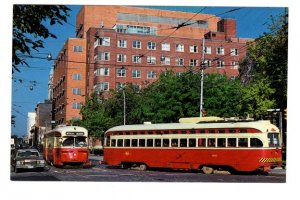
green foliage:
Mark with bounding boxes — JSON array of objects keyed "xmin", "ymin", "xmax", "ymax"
[
  {"xmin": 13, "ymin": 5, "xmax": 70, "ymax": 73},
  {"xmin": 239, "ymin": 13, "xmax": 288, "ymax": 110}
]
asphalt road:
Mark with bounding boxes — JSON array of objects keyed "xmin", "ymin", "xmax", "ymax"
[{"xmin": 10, "ymin": 160, "xmax": 286, "ymax": 183}]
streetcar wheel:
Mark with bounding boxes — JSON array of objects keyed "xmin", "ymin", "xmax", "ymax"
[
  {"xmin": 139, "ymin": 164, "xmax": 147, "ymax": 171},
  {"xmin": 202, "ymin": 166, "xmax": 214, "ymax": 174}
]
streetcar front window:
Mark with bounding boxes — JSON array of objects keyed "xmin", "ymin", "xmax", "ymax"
[
  {"xmin": 62, "ymin": 136, "xmax": 87, "ymax": 147},
  {"xmin": 268, "ymin": 133, "xmax": 280, "ymax": 147}
]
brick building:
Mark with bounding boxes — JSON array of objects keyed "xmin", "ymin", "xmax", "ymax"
[{"xmin": 51, "ymin": 6, "xmax": 251, "ymax": 125}]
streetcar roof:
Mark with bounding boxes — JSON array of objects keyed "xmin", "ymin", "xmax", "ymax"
[
  {"xmin": 105, "ymin": 120, "xmax": 279, "ymax": 134},
  {"xmin": 45, "ymin": 126, "xmax": 88, "ymax": 135}
]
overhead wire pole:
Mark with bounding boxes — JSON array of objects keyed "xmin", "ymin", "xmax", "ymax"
[{"xmin": 200, "ymin": 38, "xmax": 205, "ymax": 118}]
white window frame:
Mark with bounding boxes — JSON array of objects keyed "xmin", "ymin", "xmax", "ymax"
[
  {"xmin": 216, "ymin": 47, "xmax": 225, "ymax": 55},
  {"xmin": 95, "ymin": 67, "xmax": 109, "ymax": 76},
  {"xmin": 117, "ymin": 39, "xmax": 127, "ymax": 48},
  {"xmin": 147, "ymin": 71, "xmax": 156, "ymax": 79},
  {"xmin": 95, "ymin": 82, "xmax": 109, "ymax": 91},
  {"xmin": 175, "ymin": 58, "xmax": 184, "ymax": 66},
  {"xmin": 147, "ymin": 56, "xmax": 156, "ymax": 64},
  {"xmin": 204, "ymin": 46, "xmax": 212, "ymax": 54},
  {"xmin": 204, "ymin": 59, "xmax": 212, "ymax": 67},
  {"xmin": 189, "ymin": 59, "xmax": 198, "ymax": 66},
  {"xmin": 216, "ymin": 60, "xmax": 225, "ymax": 68},
  {"xmin": 161, "ymin": 57, "xmax": 170, "ymax": 65},
  {"xmin": 117, "ymin": 68, "xmax": 126, "ymax": 77},
  {"xmin": 98, "ymin": 52, "xmax": 110, "ymax": 61},
  {"xmin": 72, "ymin": 73, "xmax": 82, "ymax": 80},
  {"xmin": 230, "ymin": 48, "xmax": 238, "ymax": 56},
  {"xmin": 94, "ymin": 37, "xmax": 110, "ymax": 48},
  {"xmin": 72, "ymin": 88, "xmax": 82, "ymax": 95},
  {"xmin": 133, "ymin": 40, "xmax": 141, "ymax": 49},
  {"xmin": 73, "ymin": 46, "xmax": 82, "ymax": 52},
  {"xmin": 117, "ymin": 54, "xmax": 127, "ymax": 62},
  {"xmin": 161, "ymin": 43, "xmax": 170, "ymax": 51},
  {"xmin": 132, "ymin": 69, "xmax": 141, "ymax": 78},
  {"xmin": 132, "ymin": 55, "xmax": 142, "ymax": 63},
  {"xmin": 189, "ymin": 45, "xmax": 198, "ymax": 53},
  {"xmin": 72, "ymin": 102, "xmax": 81, "ymax": 109},
  {"xmin": 175, "ymin": 44, "xmax": 184, "ymax": 52},
  {"xmin": 147, "ymin": 41, "xmax": 156, "ymax": 50},
  {"xmin": 231, "ymin": 61, "xmax": 239, "ymax": 69}
]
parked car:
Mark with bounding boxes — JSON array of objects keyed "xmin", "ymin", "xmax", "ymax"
[{"xmin": 11, "ymin": 149, "xmax": 46, "ymax": 173}]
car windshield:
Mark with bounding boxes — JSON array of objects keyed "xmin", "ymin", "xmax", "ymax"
[{"xmin": 17, "ymin": 151, "xmax": 39, "ymax": 157}]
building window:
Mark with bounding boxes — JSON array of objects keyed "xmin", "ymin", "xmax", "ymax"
[
  {"xmin": 216, "ymin": 47, "xmax": 225, "ymax": 55},
  {"xmin": 175, "ymin": 44, "xmax": 184, "ymax": 52},
  {"xmin": 72, "ymin": 73, "xmax": 82, "ymax": 80},
  {"xmin": 97, "ymin": 52, "xmax": 110, "ymax": 61},
  {"xmin": 176, "ymin": 72, "xmax": 183, "ymax": 76},
  {"xmin": 147, "ymin": 56, "xmax": 156, "ymax": 64},
  {"xmin": 132, "ymin": 55, "xmax": 141, "ymax": 63},
  {"xmin": 231, "ymin": 61, "xmax": 239, "ymax": 69},
  {"xmin": 95, "ymin": 82, "xmax": 109, "ymax": 91},
  {"xmin": 117, "ymin": 54, "xmax": 127, "ymax": 62},
  {"xmin": 72, "ymin": 88, "xmax": 82, "ymax": 95},
  {"xmin": 216, "ymin": 60, "xmax": 225, "ymax": 68},
  {"xmin": 204, "ymin": 59, "xmax": 212, "ymax": 67},
  {"xmin": 117, "ymin": 39, "xmax": 127, "ymax": 48},
  {"xmin": 73, "ymin": 46, "xmax": 82, "ymax": 52},
  {"xmin": 189, "ymin": 45, "xmax": 198, "ymax": 53},
  {"xmin": 132, "ymin": 69, "xmax": 141, "ymax": 78},
  {"xmin": 147, "ymin": 71, "xmax": 156, "ymax": 79},
  {"xmin": 116, "ymin": 82, "xmax": 126, "ymax": 90},
  {"xmin": 189, "ymin": 59, "xmax": 198, "ymax": 66},
  {"xmin": 161, "ymin": 43, "xmax": 170, "ymax": 51},
  {"xmin": 231, "ymin": 48, "xmax": 238, "ymax": 56},
  {"xmin": 132, "ymin": 84, "xmax": 141, "ymax": 91},
  {"xmin": 117, "ymin": 68, "xmax": 126, "ymax": 77},
  {"xmin": 161, "ymin": 56, "xmax": 170, "ymax": 65},
  {"xmin": 147, "ymin": 41, "xmax": 156, "ymax": 50},
  {"xmin": 94, "ymin": 37, "xmax": 110, "ymax": 47},
  {"xmin": 204, "ymin": 46, "xmax": 212, "ymax": 54},
  {"xmin": 175, "ymin": 58, "xmax": 184, "ymax": 66},
  {"xmin": 72, "ymin": 102, "xmax": 81, "ymax": 109},
  {"xmin": 95, "ymin": 67, "xmax": 109, "ymax": 76},
  {"xmin": 133, "ymin": 40, "xmax": 141, "ymax": 49}
]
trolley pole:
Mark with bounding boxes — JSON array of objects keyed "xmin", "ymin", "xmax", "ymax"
[{"xmin": 200, "ymin": 38, "xmax": 205, "ymax": 118}]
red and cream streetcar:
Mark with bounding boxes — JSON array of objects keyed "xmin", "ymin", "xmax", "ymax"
[
  {"xmin": 43, "ymin": 126, "xmax": 91, "ymax": 167},
  {"xmin": 103, "ymin": 117, "xmax": 282, "ymax": 174}
]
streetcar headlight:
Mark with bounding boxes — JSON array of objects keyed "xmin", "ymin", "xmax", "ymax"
[{"xmin": 16, "ymin": 161, "xmax": 21, "ymax": 165}]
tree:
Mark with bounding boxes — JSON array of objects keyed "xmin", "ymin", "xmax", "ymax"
[
  {"xmin": 239, "ymin": 13, "xmax": 288, "ymax": 110},
  {"xmin": 13, "ymin": 5, "xmax": 70, "ymax": 73}
]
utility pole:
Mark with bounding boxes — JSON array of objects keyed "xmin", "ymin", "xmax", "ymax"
[
  {"xmin": 200, "ymin": 38, "xmax": 205, "ymax": 117},
  {"xmin": 123, "ymin": 88, "xmax": 126, "ymax": 125}
]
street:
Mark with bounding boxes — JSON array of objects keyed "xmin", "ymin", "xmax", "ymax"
[{"xmin": 10, "ymin": 156, "xmax": 286, "ymax": 182}]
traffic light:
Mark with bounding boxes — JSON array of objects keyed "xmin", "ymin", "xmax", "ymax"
[{"xmin": 284, "ymin": 108, "xmax": 287, "ymax": 120}]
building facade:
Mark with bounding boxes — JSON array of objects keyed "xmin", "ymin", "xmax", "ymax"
[{"xmin": 52, "ymin": 6, "xmax": 251, "ymax": 125}]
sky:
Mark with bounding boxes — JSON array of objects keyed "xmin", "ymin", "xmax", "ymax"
[{"xmin": 9, "ymin": 5, "xmax": 286, "ymax": 137}]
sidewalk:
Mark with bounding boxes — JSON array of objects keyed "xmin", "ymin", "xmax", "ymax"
[{"xmin": 88, "ymin": 154, "xmax": 103, "ymax": 165}]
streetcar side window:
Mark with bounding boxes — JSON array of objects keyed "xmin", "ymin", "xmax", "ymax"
[
  {"xmin": 139, "ymin": 139, "xmax": 146, "ymax": 147},
  {"xmin": 111, "ymin": 139, "xmax": 116, "ymax": 147},
  {"xmin": 117, "ymin": 139, "xmax": 123, "ymax": 147},
  {"xmin": 207, "ymin": 138, "xmax": 216, "ymax": 147},
  {"xmin": 124, "ymin": 139, "xmax": 130, "ymax": 147},
  {"xmin": 227, "ymin": 138, "xmax": 237, "ymax": 147},
  {"xmin": 250, "ymin": 138, "xmax": 263, "ymax": 147},
  {"xmin": 217, "ymin": 138, "xmax": 226, "ymax": 147},
  {"xmin": 163, "ymin": 139, "xmax": 169, "ymax": 147},
  {"xmin": 180, "ymin": 139, "xmax": 187, "ymax": 147},
  {"xmin": 155, "ymin": 139, "xmax": 161, "ymax": 147},
  {"xmin": 132, "ymin": 139, "xmax": 138, "ymax": 147},
  {"xmin": 171, "ymin": 139, "xmax": 178, "ymax": 147},
  {"xmin": 147, "ymin": 139, "xmax": 153, "ymax": 147},
  {"xmin": 198, "ymin": 138, "xmax": 206, "ymax": 147},
  {"xmin": 189, "ymin": 138, "xmax": 196, "ymax": 147},
  {"xmin": 238, "ymin": 138, "xmax": 248, "ymax": 147},
  {"xmin": 268, "ymin": 133, "xmax": 280, "ymax": 147}
]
